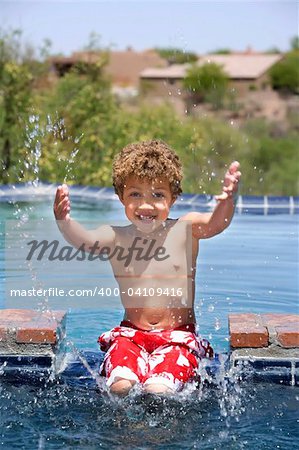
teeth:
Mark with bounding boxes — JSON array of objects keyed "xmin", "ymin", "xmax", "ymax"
[{"xmin": 138, "ymin": 215, "xmax": 155, "ymax": 221}]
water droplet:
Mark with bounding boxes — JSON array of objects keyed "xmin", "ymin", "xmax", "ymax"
[{"xmin": 214, "ymin": 318, "xmax": 221, "ymax": 331}]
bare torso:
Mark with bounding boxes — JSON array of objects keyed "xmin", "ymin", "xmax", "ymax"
[{"xmin": 108, "ymin": 219, "xmax": 199, "ymax": 330}]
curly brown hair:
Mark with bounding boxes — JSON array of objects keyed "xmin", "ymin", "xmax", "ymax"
[{"xmin": 112, "ymin": 140, "xmax": 183, "ymax": 199}]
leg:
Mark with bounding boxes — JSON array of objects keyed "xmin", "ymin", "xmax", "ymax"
[
  {"xmin": 143, "ymin": 383, "xmax": 173, "ymax": 394},
  {"xmin": 144, "ymin": 344, "xmax": 199, "ymax": 394},
  {"xmin": 101, "ymin": 336, "xmax": 147, "ymax": 396},
  {"xmin": 110, "ymin": 378, "xmax": 136, "ymax": 397}
]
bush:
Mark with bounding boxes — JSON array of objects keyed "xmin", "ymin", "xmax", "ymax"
[
  {"xmin": 269, "ymin": 52, "xmax": 299, "ymax": 94},
  {"xmin": 0, "ymin": 30, "xmax": 34, "ymax": 183},
  {"xmin": 155, "ymin": 48, "xmax": 198, "ymax": 65},
  {"xmin": 183, "ymin": 62, "xmax": 229, "ymax": 110}
]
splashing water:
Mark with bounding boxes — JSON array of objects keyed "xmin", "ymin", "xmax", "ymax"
[
  {"xmin": 2, "ymin": 112, "xmax": 95, "ymax": 383},
  {"xmin": 24, "ymin": 114, "xmax": 42, "ymax": 187}
]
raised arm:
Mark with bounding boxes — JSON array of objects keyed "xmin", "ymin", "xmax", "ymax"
[
  {"xmin": 54, "ymin": 184, "xmax": 115, "ymax": 250},
  {"xmin": 181, "ymin": 161, "xmax": 241, "ymax": 239}
]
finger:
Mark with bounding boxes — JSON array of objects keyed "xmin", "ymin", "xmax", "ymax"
[
  {"xmin": 54, "ymin": 185, "xmax": 63, "ymax": 203},
  {"xmin": 62, "ymin": 183, "xmax": 69, "ymax": 195},
  {"xmin": 215, "ymin": 192, "xmax": 228, "ymax": 201},
  {"xmin": 228, "ymin": 173, "xmax": 241, "ymax": 185},
  {"xmin": 223, "ymin": 174, "xmax": 236, "ymax": 187},
  {"xmin": 234, "ymin": 171, "xmax": 241, "ymax": 181},
  {"xmin": 58, "ymin": 197, "xmax": 69, "ymax": 209},
  {"xmin": 229, "ymin": 161, "xmax": 240, "ymax": 174},
  {"xmin": 57, "ymin": 189, "xmax": 70, "ymax": 205},
  {"xmin": 223, "ymin": 186, "xmax": 233, "ymax": 196},
  {"xmin": 55, "ymin": 198, "xmax": 69, "ymax": 217}
]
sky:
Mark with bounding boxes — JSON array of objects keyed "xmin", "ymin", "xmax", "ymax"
[{"xmin": 1, "ymin": 1, "xmax": 298, "ymax": 56}]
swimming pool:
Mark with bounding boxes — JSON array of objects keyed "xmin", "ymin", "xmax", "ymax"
[{"xmin": 0, "ymin": 192, "xmax": 298, "ymax": 449}]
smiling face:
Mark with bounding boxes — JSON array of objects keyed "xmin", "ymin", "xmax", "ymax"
[{"xmin": 120, "ymin": 175, "xmax": 176, "ymax": 232}]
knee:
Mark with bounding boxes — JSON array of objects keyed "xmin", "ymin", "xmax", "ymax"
[
  {"xmin": 109, "ymin": 378, "xmax": 135, "ymax": 397},
  {"xmin": 144, "ymin": 383, "xmax": 174, "ymax": 395}
]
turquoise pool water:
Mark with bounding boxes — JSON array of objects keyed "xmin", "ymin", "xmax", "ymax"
[{"xmin": 0, "ymin": 197, "xmax": 298, "ymax": 449}]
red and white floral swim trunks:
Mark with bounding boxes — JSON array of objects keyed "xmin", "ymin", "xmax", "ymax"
[{"xmin": 98, "ymin": 321, "xmax": 213, "ymax": 392}]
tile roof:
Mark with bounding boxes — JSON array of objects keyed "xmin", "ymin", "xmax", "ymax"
[
  {"xmin": 199, "ymin": 54, "xmax": 283, "ymax": 79},
  {"xmin": 50, "ymin": 49, "xmax": 167, "ymax": 86},
  {"xmin": 140, "ymin": 54, "xmax": 283, "ymax": 80},
  {"xmin": 141, "ymin": 64, "xmax": 188, "ymax": 79}
]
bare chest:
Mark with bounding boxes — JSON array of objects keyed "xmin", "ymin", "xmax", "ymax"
[{"xmin": 110, "ymin": 221, "xmax": 191, "ymax": 279}]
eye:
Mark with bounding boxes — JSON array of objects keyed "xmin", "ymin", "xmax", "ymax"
[
  {"xmin": 130, "ymin": 192, "xmax": 141, "ymax": 197},
  {"xmin": 152, "ymin": 192, "xmax": 165, "ymax": 198}
]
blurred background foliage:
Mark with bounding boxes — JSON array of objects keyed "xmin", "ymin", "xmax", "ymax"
[
  {"xmin": 0, "ymin": 29, "xmax": 298, "ymax": 196},
  {"xmin": 155, "ymin": 47, "xmax": 198, "ymax": 65}
]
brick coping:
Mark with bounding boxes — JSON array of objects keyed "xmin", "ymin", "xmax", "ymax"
[
  {"xmin": 0, "ymin": 309, "xmax": 66, "ymax": 348},
  {"xmin": 229, "ymin": 313, "xmax": 299, "ymax": 349}
]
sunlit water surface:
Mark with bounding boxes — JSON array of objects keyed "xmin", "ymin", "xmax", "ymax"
[{"xmin": 0, "ymin": 199, "xmax": 298, "ymax": 449}]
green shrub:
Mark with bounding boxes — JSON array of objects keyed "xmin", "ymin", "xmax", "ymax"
[
  {"xmin": 269, "ymin": 52, "xmax": 299, "ymax": 94},
  {"xmin": 155, "ymin": 48, "xmax": 198, "ymax": 64},
  {"xmin": 183, "ymin": 62, "xmax": 229, "ymax": 109}
]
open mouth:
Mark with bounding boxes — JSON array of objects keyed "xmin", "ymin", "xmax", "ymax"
[{"xmin": 136, "ymin": 214, "xmax": 157, "ymax": 223}]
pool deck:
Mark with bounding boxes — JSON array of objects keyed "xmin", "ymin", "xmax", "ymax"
[
  {"xmin": 0, "ymin": 309, "xmax": 298, "ymax": 385},
  {"xmin": 0, "ymin": 309, "xmax": 66, "ymax": 378},
  {"xmin": 229, "ymin": 313, "xmax": 299, "ymax": 385}
]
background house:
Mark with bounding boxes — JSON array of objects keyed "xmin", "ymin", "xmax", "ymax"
[
  {"xmin": 140, "ymin": 52, "xmax": 283, "ymax": 98},
  {"xmin": 50, "ymin": 48, "xmax": 167, "ymax": 88},
  {"xmin": 49, "ymin": 49, "xmax": 289, "ymax": 119}
]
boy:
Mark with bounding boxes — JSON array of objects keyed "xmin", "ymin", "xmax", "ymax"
[{"xmin": 54, "ymin": 140, "xmax": 241, "ymax": 396}]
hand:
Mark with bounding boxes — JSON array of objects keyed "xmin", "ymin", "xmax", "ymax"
[
  {"xmin": 215, "ymin": 161, "xmax": 241, "ymax": 201},
  {"xmin": 54, "ymin": 184, "xmax": 71, "ymax": 220}
]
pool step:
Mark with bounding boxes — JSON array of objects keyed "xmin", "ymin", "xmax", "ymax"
[
  {"xmin": 0, "ymin": 309, "xmax": 66, "ymax": 378},
  {"xmin": 229, "ymin": 313, "xmax": 299, "ymax": 385}
]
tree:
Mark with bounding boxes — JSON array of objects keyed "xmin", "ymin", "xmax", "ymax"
[
  {"xmin": 183, "ymin": 62, "xmax": 229, "ymax": 109},
  {"xmin": 0, "ymin": 29, "xmax": 33, "ymax": 182},
  {"xmin": 38, "ymin": 55, "xmax": 118, "ymax": 184},
  {"xmin": 210, "ymin": 48, "xmax": 231, "ymax": 54},
  {"xmin": 269, "ymin": 52, "xmax": 299, "ymax": 94},
  {"xmin": 155, "ymin": 47, "xmax": 198, "ymax": 65},
  {"xmin": 290, "ymin": 36, "xmax": 299, "ymax": 51},
  {"xmin": 84, "ymin": 31, "xmax": 103, "ymax": 52}
]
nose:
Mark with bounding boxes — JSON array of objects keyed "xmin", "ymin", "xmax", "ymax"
[
  {"xmin": 136, "ymin": 193, "xmax": 155, "ymax": 209},
  {"xmin": 138, "ymin": 200, "xmax": 154, "ymax": 210}
]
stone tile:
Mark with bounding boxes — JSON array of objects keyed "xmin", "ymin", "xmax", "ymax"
[
  {"xmin": 0, "ymin": 327, "xmax": 8, "ymax": 341},
  {"xmin": 276, "ymin": 325, "xmax": 299, "ymax": 348}
]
